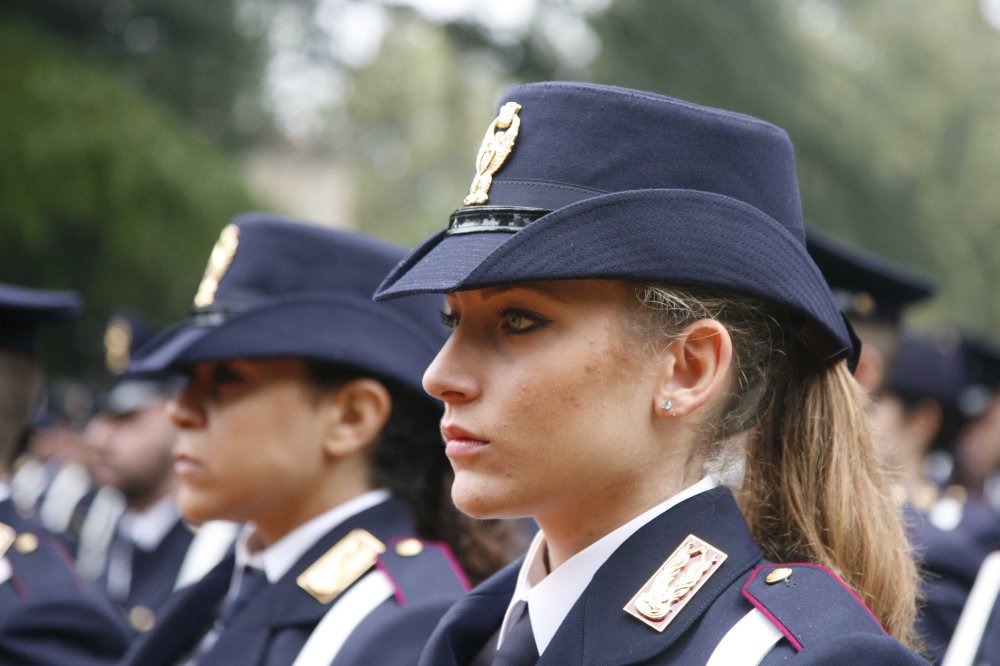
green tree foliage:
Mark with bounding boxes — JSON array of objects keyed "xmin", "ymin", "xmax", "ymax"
[
  {"xmin": 5, "ymin": 0, "xmax": 268, "ymax": 147},
  {"xmin": 341, "ymin": 10, "xmax": 513, "ymax": 245},
  {"xmin": 0, "ymin": 14, "xmax": 257, "ymax": 375},
  {"xmin": 586, "ymin": 0, "xmax": 1000, "ymax": 331},
  {"xmin": 443, "ymin": 0, "xmax": 1000, "ymax": 333}
]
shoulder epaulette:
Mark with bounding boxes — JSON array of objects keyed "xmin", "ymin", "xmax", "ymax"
[
  {"xmin": 375, "ymin": 537, "xmax": 471, "ymax": 606},
  {"xmin": 742, "ymin": 563, "xmax": 885, "ymax": 651}
]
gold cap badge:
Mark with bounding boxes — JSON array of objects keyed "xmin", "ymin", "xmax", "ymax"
[
  {"xmin": 297, "ymin": 529, "xmax": 386, "ymax": 604},
  {"xmin": 463, "ymin": 101, "xmax": 522, "ymax": 206},
  {"xmin": 104, "ymin": 316, "xmax": 133, "ymax": 375},
  {"xmin": 624, "ymin": 534, "xmax": 727, "ymax": 632},
  {"xmin": 193, "ymin": 224, "xmax": 240, "ymax": 308}
]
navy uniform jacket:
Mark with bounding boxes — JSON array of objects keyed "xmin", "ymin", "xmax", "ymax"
[
  {"xmin": 420, "ymin": 487, "xmax": 926, "ymax": 665},
  {"xmin": 101, "ymin": 518, "xmax": 196, "ymax": 634},
  {"xmin": 906, "ymin": 503, "xmax": 986, "ymax": 662},
  {"xmin": 0, "ymin": 498, "xmax": 131, "ymax": 664},
  {"xmin": 122, "ymin": 497, "xmax": 470, "ymax": 665}
]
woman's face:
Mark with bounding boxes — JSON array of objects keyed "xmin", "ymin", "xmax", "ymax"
[
  {"xmin": 168, "ymin": 358, "xmax": 331, "ymax": 542},
  {"xmin": 423, "ymin": 280, "xmax": 672, "ymax": 534}
]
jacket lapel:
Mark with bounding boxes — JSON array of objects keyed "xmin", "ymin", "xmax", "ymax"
[
  {"xmin": 419, "ymin": 559, "xmax": 521, "ymax": 666},
  {"xmin": 203, "ymin": 498, "xmax": 417, "ymax": 662},
  {"xmin": 124, "ymin": 553, "xmax": 233, "ymax": 666},
  {"xmin": 540, "ymin": 487, "xmax": 763, "ymax": 666}
]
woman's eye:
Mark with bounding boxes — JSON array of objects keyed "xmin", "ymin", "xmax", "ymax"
[
  {"xmin": 439, "ymin": 310, "xmax": 459, "ymax": 330},
  {"xmin": 209, "ymin": 365, "xmax": 244, "ymax": 385},
  {"xmin": 501, "ymin": 309, "xmax": 546, "ymax": 334}
]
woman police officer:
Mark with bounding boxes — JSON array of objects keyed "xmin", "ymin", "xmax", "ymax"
[
  {"xmin": 121, "ymin": 214, "xmax": 517, "ymax": 665},
  {"xmin": 375, "ymin": 82, "xmax": 927, "ymax": 664}
]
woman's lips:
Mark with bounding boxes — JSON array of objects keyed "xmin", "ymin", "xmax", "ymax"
[
  {"xmin": 173, "ymin": 452, "xmax": 202, "ymax": 476},
  {"xmin": 441, "ymin": 424, "xmax": 489, "ymax": 457}
]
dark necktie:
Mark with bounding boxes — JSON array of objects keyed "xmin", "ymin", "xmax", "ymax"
[
  {"xmin": 105, "ymin": 533, "xmax": 134, "ymax": 605},
  {"xmin": 217, "ymin": 566, "xmax": 268, "ymax": 628},
  {"xmin": 493, "ymin": 601, "xmax": 539, "ymax": 665}
]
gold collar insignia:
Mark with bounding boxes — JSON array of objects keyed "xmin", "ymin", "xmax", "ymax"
[
  {"xmin": 193, "ymin": 224, "xmax": 240, "ymax": 308},
  {"xmin": 296, "ymin": 528, "xmax": 386, "ymax": 604},
  {"xmin": 624, "ymin": 533, "xmax": 727, "ymax": 632},
  {"xmin": 463, "ymin": 101, "xmax": 522, "ymax": 206}
]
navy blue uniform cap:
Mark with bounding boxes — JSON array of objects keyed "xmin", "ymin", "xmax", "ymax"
[
  {"xmin": 129, "ymin": 213, "xmax": 448, "ymax": 398},
  {"xmin": 889, "ymin": 333, "xmax": 965, "ymax": 408},
  {"xmin": 956, "ymin": 335, "xmax": 1000, "ymax": 418},
  {"xmin": 101, "ymin": 311, "xmax": 184, "ymax": 415},
  {"xmin": 375, "ymin": 81, "xmax": 855, "ymax": 364},
  {"xmin": 0, "ymin": 282, "xmax": 81, "ymax": 354},
  {"xmin": 807, "ymin": 231, "xmax": 935, "ymax": 325}
]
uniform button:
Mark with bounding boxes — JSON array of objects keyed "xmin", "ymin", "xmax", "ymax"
[
  {"xmin": 129, "ymin": 605, "xmax": 156, "ymax": 633},
  {"xmin": 395, "ymin": 538, "xmax": 423, "ymax": 557},
  {"xmin": 14, "ymin": 533, "xmax": 38, "ymax": 554},
  {"xmin": 765, "ymin": 567, "xmax": 793, "ymax": 584}
]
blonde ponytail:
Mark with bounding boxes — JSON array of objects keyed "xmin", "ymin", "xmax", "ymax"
[
  {"xmin": 740, "ymin": 359, "xmax": 919, "ymax": 647},
  {"xmin": 629, "ymin": 284, "xmax": 919, "ymax": 648}
]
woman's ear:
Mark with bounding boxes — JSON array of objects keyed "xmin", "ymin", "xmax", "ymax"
[
  {"xmin": 653, "ymin": 319, "xmax": 733, "ymax": 418},
  {"xmin": 320, "ymin": 378, "xmax": 392, "ymax": 458}
]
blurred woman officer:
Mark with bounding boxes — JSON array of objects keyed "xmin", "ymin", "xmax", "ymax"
[
  {"xmin": 121, "ymin": 214, "xmax": 516, "ymax": 665},
  {"xmin": 375, "ymin": 82, "xmax": 926, "ymax": 664}
]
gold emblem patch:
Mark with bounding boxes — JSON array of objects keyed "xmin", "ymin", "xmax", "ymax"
[
  {"xmin": 624, "ymin": 534, "xmax": 727, "ymax": 632},
  {"xmin": 296, "ymin": 529, "xmax": 386, "ymax": 604},
  {"xmin": 463, "ymin": 101, "xmax": 522, "ymax": 206},
  {"xmin": 104, "ymin": 316, "xmax": 133, "ymax": 375},
  {"xmin": 193, "ymin": 224, "xmax": 240, "ymax": 308}
]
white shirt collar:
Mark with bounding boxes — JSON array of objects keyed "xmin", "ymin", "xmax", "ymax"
[
  {"xmin": 500, "ymin": 475, "xmax": 718, "ymax": 655},
  {"xmin": 0, "ymin": 481, "xmax": 10, "ymax": 504},
  {"xmin": 234, "ymin": 488, "xmax": 391, "ymax": 584},
  {"xmin": 120, "ymin": 494, "xmax": 182, "ymax": 551}
]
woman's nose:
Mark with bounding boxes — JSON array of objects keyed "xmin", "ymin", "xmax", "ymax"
[
  {"xmin": 166, "ymin": 381, "xmax": 206, "ymax": 429},
  {"xmin": 423, "ymin": 336, "xmax": 479, "ymax": 405}
]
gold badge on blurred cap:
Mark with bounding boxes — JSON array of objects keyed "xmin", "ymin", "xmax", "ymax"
[
  {"xmin": 463, "ymin": 101, "xmax": 522, "ymax": 206},
  {"xmin": 297, "ymin": 529, "xmax": 386, "ymax": 604},
  {"xmin": 104, "ymin": 316, "xmax": 133, "ymax": 375},
  {"xmin": 624, "ymin": 534, "xmax": 727, "ymax": 632},
  {"xmin": 193, "ymin": 224, "xmax": 240, "ymax": 308}
]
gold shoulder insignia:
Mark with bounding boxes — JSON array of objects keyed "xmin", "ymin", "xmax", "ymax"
[
  {"xmin": 193, "ymin": 224, "xmax": 240, "ymax": 308},
  {"xmin": 0, "ymin": 523, "xmax": 16, "ymax": 559},
  {"xmin": 104, "ymin": 316, "xmax": 133, "ymax": 374},
  {"xmin": 624, "ymin": 534, "xmax": 727, "ymax": 632},
  {"xmin": 296, "ymin": 528, "xmax": 386, "ymax": 604},
  {"xmin": 463, "ymin": 101, "xmax": 522, "ymax": 206}
]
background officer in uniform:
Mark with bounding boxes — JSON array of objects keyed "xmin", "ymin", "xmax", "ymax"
[
  {"xmin": 806, "ymin": 229, "xmax": 936, "ymax": 396},
  {"xmin": 122, "ymin": 213, "xmax": 518, "ymax": 665},
  {"xmin": 0, "ymin": 281, "xmax": 131, "ymax": 664},
  {"xmin": 82, "ymin": 312, "xmax": 235, "ymax": 636},
  {"xmin": 878, "ymin": 333, "xmax": 989, "ymax": 663}
]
